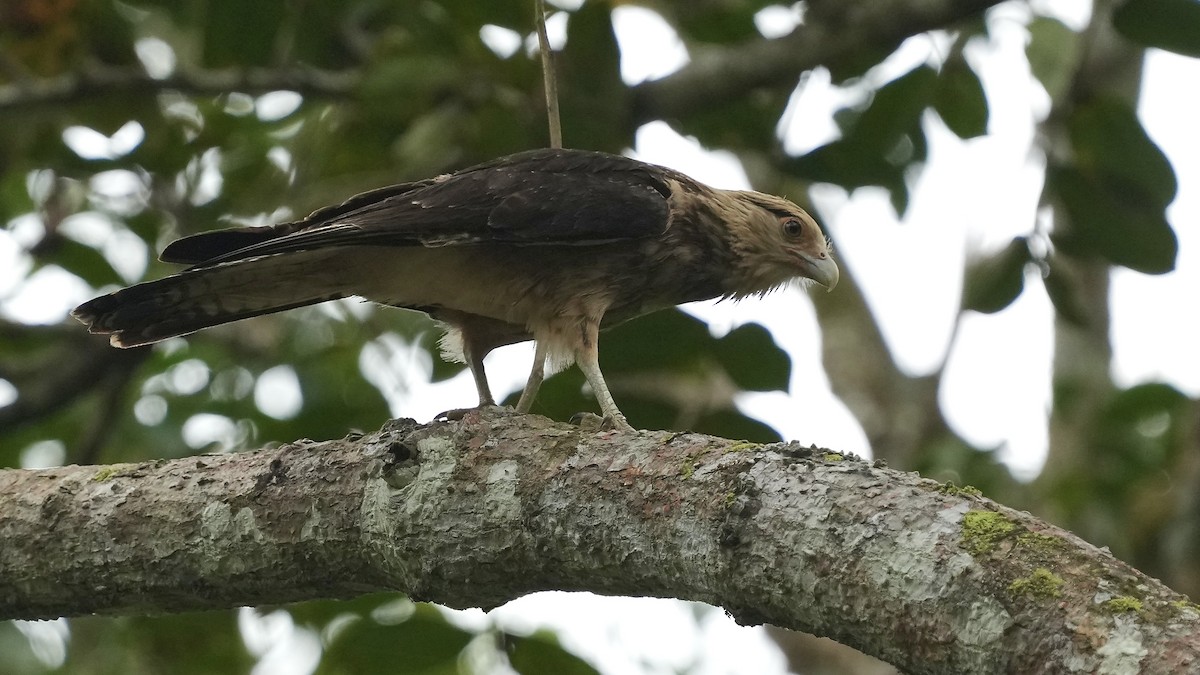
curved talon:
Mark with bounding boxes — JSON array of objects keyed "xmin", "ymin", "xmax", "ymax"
[
  {"xmin": 435, "ymin": 407, "xmax": 475, "ymax": 422},
  {"xmin": 569, "ymin": 411, "xmax": 634, "ymax": 432},
  {"xmin": 569, "ymin": 412, "xmax": 604, "ymax": 431},
  {"xmin": 603, "ymin": 414, "xmax": 634, "ymax": 433}
]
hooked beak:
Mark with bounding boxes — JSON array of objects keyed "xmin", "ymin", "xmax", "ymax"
[{"xmin": 798, "ymin": 253, "xmax": 839, "ymax": 291}]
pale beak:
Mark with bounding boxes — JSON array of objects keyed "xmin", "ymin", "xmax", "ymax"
[{"xmin": 799, "ymin": 253, "xmax": 839, "ymax": 291}]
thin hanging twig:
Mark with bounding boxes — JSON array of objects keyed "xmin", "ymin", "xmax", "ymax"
[{"xmin": 534, "ymin": 0, "xmax": 563, "ymax": 148}]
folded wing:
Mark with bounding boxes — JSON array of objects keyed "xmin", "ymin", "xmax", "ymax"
[{"xmin": 163, "ymin": 149, "xmax": 673, "ymax": 269}]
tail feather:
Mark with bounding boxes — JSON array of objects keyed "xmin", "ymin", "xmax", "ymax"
[{"xmin": 72, "ymin": 253, "xmax": 346, "ymax": 347}]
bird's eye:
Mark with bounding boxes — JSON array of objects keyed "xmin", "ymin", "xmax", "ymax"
[{"xmin": 781, "ymin": 218, "xmax": 804, "ymax": 238}]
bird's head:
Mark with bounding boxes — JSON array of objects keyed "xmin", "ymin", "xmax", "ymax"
[{"xmin": 722, "ymin": 191, "xmax": 839, "ymax": 295}]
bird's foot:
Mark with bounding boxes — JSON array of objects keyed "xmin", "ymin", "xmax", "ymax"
[
  {"xmin": 569, "ymin": 411, "xmax": 634, "ymax": 433},
  {"xmin": 568, "ymin": 411, "xmax": 603, "ymax": 431},
  {"xmin": 434, "ymin": 403, "xmax": 510, "ymax": 422},
  {"xmin": 435, "ymin": 407, "xmax": 475, "ymax": 422}
]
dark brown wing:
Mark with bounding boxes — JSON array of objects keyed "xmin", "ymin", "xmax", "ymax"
[
  {"xmin": 162, "ymin": 149, "xmax": 674, "ymax": 269},
  {"xmin": 159, "ymin": 182, "xmax": 436, "ymax": 264}
]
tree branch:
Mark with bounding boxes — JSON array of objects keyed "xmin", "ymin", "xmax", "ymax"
[
  {"xmin": 631, "ymin": 0, "xmax": 1005, "ymax": 124},
  {"xmin": 2, "ymin": 409, "xmax": 1196, "ymax": 674},
  {"xmin": 0, "ymin": 332, "xmax": 149, "ymax": 436},
  {"xmin": 1, "ymin": 0, "xmax": 1002, "ymax": 122},
  {"xmin": 0, "ymin": 63, "xmax": 358, "ymax": 111}
]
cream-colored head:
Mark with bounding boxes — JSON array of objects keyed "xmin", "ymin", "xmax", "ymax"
[{"xmin": 719, "ymin": 190, "xmax": 839, "ymax": 297}]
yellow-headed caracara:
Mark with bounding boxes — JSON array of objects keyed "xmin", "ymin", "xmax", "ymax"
[{"xmin": 73, "ymin": 149, "xmax": 838, "ymax": 429}]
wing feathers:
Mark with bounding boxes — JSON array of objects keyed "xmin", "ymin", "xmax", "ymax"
[{"xmin": 163, "ymin": 149, "xmax": 675, "ymax": 268}]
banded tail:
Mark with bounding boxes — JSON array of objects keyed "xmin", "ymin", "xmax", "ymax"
[{"xmin": 72, "ymin": 250, "xmax": 347, "ymax": 348}]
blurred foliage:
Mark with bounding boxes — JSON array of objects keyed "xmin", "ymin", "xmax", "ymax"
[
  {"xmin": 1025, "ymin": 16, "xmax": 1081, "ymax": 100},
  {"xmin": 0, "ymin": 0, "xmax": 1196, "ymax": 673},
  {"xmin": 1051, "ymin": 97, "xmax": 1178, "ymax": 274},
  {"xmin": 516, "ymin": 310, "xmax": 789, "ymax": 442},
  {"xmin": 506, "ymin": 630, "xmax": 601, "ymax": 675},
  {"xmin": 1113, "ymin": 0, "xmax": 1200, "ymax": 58},
  {"xmin": 961, "ymin": 236, "xmax": 1031, "ymax": 314}
]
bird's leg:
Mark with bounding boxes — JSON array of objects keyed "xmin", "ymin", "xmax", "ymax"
[
  {"xmin": 575, "ymin": 321, "xmax": 633, "ymax": 431},
  {"xmin": 462, "ymin": 336, "xmax": 495, "ymax": 407},
  {"xmin": 516, "ymin": 340, "xmax": 548, "ymax": 413}
]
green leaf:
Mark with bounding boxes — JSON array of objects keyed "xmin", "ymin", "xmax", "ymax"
[
  {"xmin": 1114, "ymin": 0, "xmax": 1200, "ymax": 57},
  {"xmin": 787, "ymin": 66, "xmax": 933, "ymax": 206},
  {"xmin": 1105, "ymin": 382, "xmax": 1188, "ymax": 425},
  {"xmin": 661, "ymin": 0, "xmax": 774, "ymax": 44},
  {"xmin": 319, "ymin": 605, "xmax": 473, "ymax": 674},
  {"xmin": 361, "ymin": 56, "xmax": 464, "ymax": 110},
  {"xmin": 559, "ymin": 1, "xmax": 628, "ymax": 151},
  {"xmin": 962, "ymin": 237, "xmax": 1032, "ymax": 313},
  {"xmin": 1049, "ymin": 166, "xmax": 1178, "ymax": 274},
  {"xmin": 785, "ymin": 138, "xmax": 903, "ymax": 188},
  {"xmin": 827, "ymin": 43, "xmax": 896, "ymax": 84},
  {"xmin": 441, "ymin": 1, "xmax": 529, "ymax": 31},
  {"xmin": 1069, "ymin": 98, "xmax": 1177, "ymax": 209},
  {"xmin": 79, "ymin": 0, "xmax": 138, "ymax": 66},
  {"xmin": 62, "ymin": 611, "xmax": 253, "ymax": 675},
  {"xmin": 885, "ymin": 168, "xmax": 912, "ymax": 216},
  {"xmin": 42, "ymin": 238, "xmax": 125, "ymax": 288},
  {"xmin": 392, "ymin": 107, "xmax": 475, "ymax": 177},
  {"xmin": 1026, "ymin": 18, "xmax": 1079, "ymax": 100},
  {"xmin": 1049, "ymin": 99, "xmax": 1179, "ymax": 274},
  {"xmin": 1094, "ymin": 382, "xmax": 1190, "ymax": 472},
  {"xmin": 290, "ymin": 5, "xmax": 365, "ymax": 67},
  {"xmin": 202, "ymin": 0, "xmax": 286, "ymax": 67},
  {"xmin": 850, "ymin": 65, "xmax": 937, "ymax": 154},
  {"xmin": 675, "ymin": 88, "xmax": 790, "ymax": 152},
  {"xmin": 124, "ymin": 211, "xmax": 165, "ymax": 244},
  {"xmin": 599, "ymin": 310, "xmax": 713, "ymax": 374},
  {"xmin": 0, "ymin": 622, "xmax": 42, "ymax": 673},
  {"xmin": 288, "ymin": 592, "xmax": 405, "ymax": 626},
  {"xmin": 0, "ymin": 169, "xmax": 35, "ymax": 223},
  {"xmin": 507, "ymin": 631, "xmax": 600, "ymax": 675},
  {"xmin": 715, "ymin": 323, "xmax": 790, "ymax": 392},
  {"xmin": 514, "ymin": 367, "xmax": 591, "ymax": 420},
  {"xmin": 694, "ymin": 408, "xmax": 781, "ymax": 443},
  {"xmin": 934, "ymin": 56, "xmax": 989, "ymax": 139}
]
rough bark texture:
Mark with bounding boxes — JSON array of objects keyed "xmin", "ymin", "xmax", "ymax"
[{"xmin": 2, "ymin": 408, "xmax": 1198, "ymax": 674}]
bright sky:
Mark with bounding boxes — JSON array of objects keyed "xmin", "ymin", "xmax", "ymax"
[{"xmin": 6, "ymin": 3, "xmax": 1198, "ymax": 674}]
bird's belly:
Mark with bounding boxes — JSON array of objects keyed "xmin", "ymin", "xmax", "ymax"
[
  {"xmin": 343, "ymin": 246, "xmax": 605, "ymax": 327},
  {"xmin": 338, "ymin": 241, "xmax": 728, "ymax": 335}
]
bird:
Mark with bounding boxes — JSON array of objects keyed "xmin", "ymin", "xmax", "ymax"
[{"xmin": 72, "ymin": 148, "xmax": 838, "ymax": 430}]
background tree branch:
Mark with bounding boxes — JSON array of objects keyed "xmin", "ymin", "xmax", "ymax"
[
  {"xmin": 0, "ymin": 0, "xmax": 1004, "ymax": 127},
  {"xmin": 631, "ymin": 0, "xmax": 1005, "ymax": 124},
  {"xmin": 3, "ymin": 409, "xmax": 1197, "ymax": 674},
  {"xmin": 0, "ymin": 63, "xmax": 359, "ymax": 112}
]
